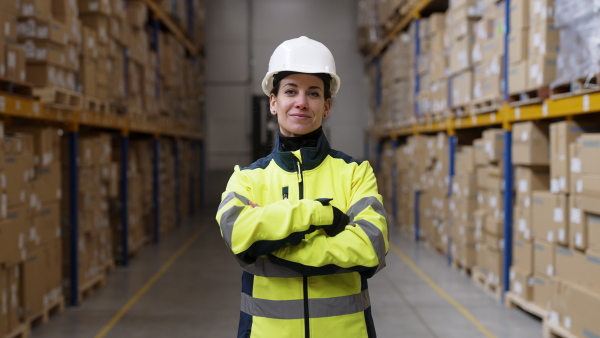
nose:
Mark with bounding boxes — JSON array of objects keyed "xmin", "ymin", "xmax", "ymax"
[{"xmin": 295, "ymin": 94, "xmax": 308, "ymax": 109}]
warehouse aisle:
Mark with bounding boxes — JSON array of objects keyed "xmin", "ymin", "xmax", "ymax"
[{"xmin": 31, "ymin": 176, "xmax": 542, "ymax": 338}]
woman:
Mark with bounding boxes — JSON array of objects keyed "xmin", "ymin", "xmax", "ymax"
[{"xmin": 216, "ymin": 36, "xmax": 388, "ymax": 338}]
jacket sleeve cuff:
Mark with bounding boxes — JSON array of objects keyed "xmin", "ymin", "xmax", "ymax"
[{"xmin": 310, "ymin": 200, "xmax": 334, "ymax": 226}]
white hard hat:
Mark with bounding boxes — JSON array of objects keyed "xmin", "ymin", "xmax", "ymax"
[{"xmin": 262, "ymin": 36, "xmax": 341, "ymax": 97}]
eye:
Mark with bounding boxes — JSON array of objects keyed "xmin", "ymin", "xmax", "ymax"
[
  {"xmin": 284, "ymin": 89, "xmax": 296, "ymax": 95},
  {"xmin": 308, "ymin": 91, "xmax": 320, "ymax": 98}
]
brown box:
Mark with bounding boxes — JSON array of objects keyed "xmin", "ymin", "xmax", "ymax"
[
  {"xmin": 5, "ymin": 44, "xmax": 26, "ymax": 82},
  {"xmin": 580, "ymin": 174, "xmax": 600, "ymax": 198},
  {"xmin": 532, "ymin": 273, "xmax": 554, "ymax": 310},
  {"xmin": 22, "ymin": 248, "xmax": 47, "ymax": 318},
  {"xmin": 515, "ymin": 166, "xmax": 549, "ymax": 198},
  {"xmin": 0, "ymin": 267, "xmax": 7, "ymax": 335},
  {"xmin": 78, "ymin": 0, "xmax": 112, "ymax": 15},
  {"xmin": 554, "ymin": 281, "xmax": 600, "ymax": 338},
  {"xmin": 81, "ymin": 26, "xmax": 98, "ymax": 59},
  {"xmin": 0, "ymin": 9, "xmax": 18, "ymax": 43},
  {"xmin": 20, "ymin": 0, "xmax": 52, "ymax": 21},
  {"xmin": 127, "ymin": 0, "xmax": 147, "ymax": 29},
  {"xmin": 508, "ymin": 29, "xmax": 528, "ymax": 64},
  {"xmin": 485, "ymin": 214, "xmax": 503, "ymax": 237},
  {"xmin": 554, "ymin": 246, "xmax": 585, "ymax": 286},
  {"xmin": 569, "ymin": 195, "xmax": 586, "ymax": 251},
  {"xmin": 80, "ymin": 57, "xmax": 96, "ymax": 96},
  {"xmin": 512, "ymin": 121, "xmax": 550, "ymax": 166},
  {"xmin": 550, "ymin": 122, "xmax": 600, "ymax": 194},
  {"xmin": 513, "ymin": 238, "xmax": 534, "ymax": 274},
  {"xmin": 483, "ymin": 129, "xmax": 504, "ymax": 164},
  {"xmin": 529, "ymin": 23, "xmax": 560, "ymax": 57},
  {"xmin": 515, "ymin": 205, "xmax": 533, "ymax": 241},
  {"xmin": 532, "ymin": 191, "xmax": 568, "ymax": 245},
  {"xmin": 586, "ymin": 214, "xmax": 600, "ymax": 254},
  {"xmin": 509, "ymin": 0, "xmax": 529, "ymax": 30},
  {"xmin": 34, "ymin": 162, "xmax": 61, "ymax": 203},
  {"xmin": 6, "ymin": 264, "xmax": 22, "ymax": 331},
  {"xmin": 534, "ymin": 239, "xmax": 555, "ymax": 277},
  {"xmin": 449, "ymin": 36, "xmax": 474, "ymax": 75},
  {"xmin": 508, "ymin": 60, "xmax": 528, "ymax": 94},
  {"xmin": 510, "ymin": 267, "xmax": 533, "ymax": 301},
  {"xmin": 527, "ymin": 54, "xmax": 557, "ymax": 90},
  {"xmin": 581, "ymin": 134, "xmax": 600, "ymax": 176},
  {"xmin": 32, "ymin": 202, "xmax": 60, "ymax": 248},
  {"xmin": 584, "ymin": 252, "xmax": 600, "ymax": 294},
  {"xmin": 0, "ymin": 205, "xmax": 30, "ymax": 265},
  {"xmin": 473, "ymin": 139, "xmax": 487, "ymax": 166},
  {"xmin": 570, "ymin": 141, "xmax": 583, "ymax": 194},
  {"xmin": 80, "ymin": 14, "xmax": 109, "ymax": 45}
]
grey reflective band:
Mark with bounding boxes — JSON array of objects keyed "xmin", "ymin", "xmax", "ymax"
[
  {"xmin": 346, "ymin": 196, "xmax": 387, "ymax": 222},
  {"xmin": 353, "ymin": 219, "xmax": 386, "ymax": 273},
  {"xmin": 244, "ymin": 257, "xmax": 303, "ymax": 278},
  {"xmin": 241, "ymin": 290, "xmax": 371, "ymax": 319},
  {"xmin": 220, "ymin": 205, "xmax": 244, "ymax": 247},
  {"xmin": 218, "ymin": 192, "xmax": 250, "ymax": 212}
]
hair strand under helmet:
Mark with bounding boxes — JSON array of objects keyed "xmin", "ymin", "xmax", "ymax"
[{"xmin": 262, "ymin": 36, "xmax": 341, "ymax": 97}]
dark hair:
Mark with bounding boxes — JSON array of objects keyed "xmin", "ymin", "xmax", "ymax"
[{"xmin": 270, "ymin": 71, "xmax": 332, "ymax": 100}]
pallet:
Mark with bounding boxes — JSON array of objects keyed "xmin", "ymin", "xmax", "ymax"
[
  {"xmin": 449, "ymin": 104, "xmax": 472, "ymax": 118},
  {"xmin": 505, "ymin": 291, "xmax": 547, "ymax": 320},
  {"xmin": 33, "ymin": 87, "xmax": 82, "ymax": 109},
  {"xmin": 471, "ymin": 97, "xmax": 503, "ymax": 115},
  {"xmin": 472, "ymin": 267, "xmax": 503, "ymax": 301},
  {"xmin": 542, "ymin": 320, "xmax": 578, "ymax": 338},
  {"xmin": 78, "ymin": 272, "xmax": 106, "ymax": 302},
  {"xmin": 109, "ymin": 101, "xmax": 128, "ymax": 115},
  {"xmin": 508, "ymin": 86, "xmax": 550, "ymax": 107},
  {"xmin": 83, "ymin": 96, "xmax": 108, "ymax": 113},
  {"xmin": 3, "ymin": 296, "xmax": 65, "ymax": 338},
  {"xmin": 0, "ymin": 76, "xmax": 34, "ymax": 97},
  {"xmin": 451, "ymin": 259, "xmax": 472, "ymax": 276},
  {"xmin": 4, "ymin": 323, "xmax": 30, "ymax": 338},
  {"xmin": 550, "ymin": 72, "xmax": 600, "ymax": 100}
]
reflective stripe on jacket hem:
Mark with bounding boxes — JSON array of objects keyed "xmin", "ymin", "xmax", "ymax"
[{"xmin": 240, "ymin": 290, "xmax": 371, "ymax": 319}]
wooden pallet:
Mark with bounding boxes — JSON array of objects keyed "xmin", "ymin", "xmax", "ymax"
[
  {"xmin": 472, "ymin": 267, "xmax": 503, "ymax": 301},
  {"xmin": 550, "ymin": 72, "xmax": 600, "ymax": 100},
  {"xmin": 4, "ymin": 323, "xmax": 30, "ymax": 338},
  {"xmin": 449, "ymin": 104, "xmax": 472, "ymax": 118},
  {"xmin": 451, "ymin": 259, "xmax": 472, "ymax": 276},
  {"xmin": 109, "ymin": 101, "xmax": 128, "ymax": 115},
  {"xmin": 542, "ymin": 320, "xmax": 578, "ymax": 338},
  {"xmin": 505, "ymin": 291, "xmax": 547, "ymax": 320},
  {"xmin": 78, "ymin": 272, "xmax": 106, "ymax": 302},
  {"xmin": 33, "ymin": 87, "xmax": 82, "ymax": 109},
  {"xmin": 83, "ymin": 96, "xmax": 108, "ymax": 113},
  {"xmin": 471, "ymin": 97, "xmax": 503, "ymax": 115},
  {"xmin": 508, "ymin": 86, "xmax": 550, "ymax": 107},
  {"xmin": 0, "ymin": 76, "xmax": 33, "ymax": 97},
  {"xmin": 27, "ymin": 295, "xmax": 66, "ymax": 330}
]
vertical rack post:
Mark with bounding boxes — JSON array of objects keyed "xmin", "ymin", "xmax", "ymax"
[
  {"xmin": 153, "ymin": 137, "xmax": 161, "ymax": 242},
  {"xmin": 120, "ymin": 133, "xmax": 129, "ymax": 266},
  {"xmin": 502, "ymin": 128, "xmax": 514, "ymax": 296},
  {"xmin": 174, "ymin": 139, "xmax": 181, "ymax": 227},
  {"xmin": 447, "ymin": 135, "xmax": 457, "ymax": 266},
  {"xmin": 414, "ymin": 18, "xmax": 420, "ymax": 119},
  {"xmin": 199, "ymin": 140, "xmax": 205, "ymax": 210},
  {"xmin": 68, "ymin": 130, "xmax": 79, "ymax": 306}
]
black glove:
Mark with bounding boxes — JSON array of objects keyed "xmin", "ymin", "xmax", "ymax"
[{"xmin": 324, "ymin": 206, "xmax": 349, "ymax": 237}]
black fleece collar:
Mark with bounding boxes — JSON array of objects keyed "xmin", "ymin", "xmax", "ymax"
[{"xmin": 272, "ymin": 128, "xmax": 331, "ymax": 172}]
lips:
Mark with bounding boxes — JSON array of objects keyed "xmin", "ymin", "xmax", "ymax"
[{"xmin": 290, "ymin": 113, "xmax": 311, "ymax": 119}]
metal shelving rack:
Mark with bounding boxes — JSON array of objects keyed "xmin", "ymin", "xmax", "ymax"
[
  {"xmin": 367, "ymin": 0, "xmax": 600, "ymax": 299},
  {"xmin": 0, "ymin": 0, "xmax": 205, "ymax": 306}
]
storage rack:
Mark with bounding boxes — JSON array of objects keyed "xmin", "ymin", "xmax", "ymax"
[
  {"xmin": 366, "ymin": 0, "xmax": 600, "ymax": 297},
  {"xmin": 1, "ymin": 1, "xmax": 204, "ymax": 307}
]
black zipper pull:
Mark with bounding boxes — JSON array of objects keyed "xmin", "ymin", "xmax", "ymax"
[{"xmin": 282, "ymin": 186, "xmax": 289, "ymax": 199}]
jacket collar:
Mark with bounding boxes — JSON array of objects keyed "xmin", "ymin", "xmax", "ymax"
[{"xmin": 272, "ymin": 131, "xmax": 331, "ymax": 172}]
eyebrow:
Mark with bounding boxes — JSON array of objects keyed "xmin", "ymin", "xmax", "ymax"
[{"xmin": 282, "ymin": 83, "xmax": 323, "ymax": 91}]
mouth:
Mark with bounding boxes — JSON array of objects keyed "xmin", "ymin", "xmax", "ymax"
[{"xmin": 290, "ymin": 113, "xmax": 311, "ymax": 120}]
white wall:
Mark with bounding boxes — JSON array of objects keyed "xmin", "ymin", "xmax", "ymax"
[{"xmin": 206, "ymin": 0, "xmax": 367, "ymax": 170}]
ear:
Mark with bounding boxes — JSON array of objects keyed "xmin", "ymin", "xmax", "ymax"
[
  {"xmin": 269, "ymin": 94, "xmax": 277, "ymax": 115},
  {"xmin": 323, "ymin": 98, "xmax": 332, "ymax": 119}
]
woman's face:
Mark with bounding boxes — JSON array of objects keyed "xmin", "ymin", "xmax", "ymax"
[{"xmin": 270, "ymin": 73, "xmax": 332, "ymax": 137}]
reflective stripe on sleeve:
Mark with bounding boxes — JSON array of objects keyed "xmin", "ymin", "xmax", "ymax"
[
  {"xmin": 346, "ymin": 196, "xmax": 387, "ymax": 221},
  {"xmin": 352, "ymin": 219, "xmax": 386, "ymax": 273},
  {"xmin": 219, "ymin": 205, "xmax": 244, "ymax": 248},
  {"xmin": 218, "ymin": 192, "xmax": 250, "ymax": 212},
  {"xmin": 241, "ymin": 290, "xmax": 371, "ymax": 319}
]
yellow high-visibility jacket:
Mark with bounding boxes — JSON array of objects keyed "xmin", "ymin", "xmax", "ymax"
[{"xmin": 216, "ymin": 132, "xmax": 389, "ymax": 338}]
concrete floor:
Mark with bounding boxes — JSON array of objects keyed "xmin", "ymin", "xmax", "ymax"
[{"xmin": 30, "ymin": 171, "xmax": 544, "ymax": 338}]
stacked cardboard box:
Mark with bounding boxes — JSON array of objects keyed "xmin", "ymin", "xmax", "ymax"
[
  {"xmin": 131, "ymin": 140, "xmax": 155, "ymax": 236},
  {"xmin": 472, "ymin": 129, "xmax": 505, "ymax": 288},
  {"xmin": 0, "ymin": 1, "xmax": 26, "ymax": 82},
  {"xmin": 60, "ymin": 133, "xmax": 114, "ymax": 301},
  {"xmin": 0, "ymin": 125, "xmax": 63, "ymax": 336},
  {"xmin": 509, "ymin": 121, "xmax": 551, "ymax": 305},
  {"xmin": 417, "ymin": 13, "xmax": 448, "ymax": 119},
  {"xmin": 377, "ymin": 141, "xmax": 395, "ymax": 222},
  {"xmin": 546, "ymin": 128, "xmax": 600, "ymax": 337},
  {"xmin": 507, "ymin": 0, "xmax": 529, "ymax": 94},
  {"xmin": 449, "ymin": 145, "xmax": 478, "ymax": 269},
  {"xmin": 159, "ymin": 139, "xmax": 177, "ymax": 234},
  {"xmin": 18, "ymin": 0, "xmax": 79, "ymax": 90},
  {"xmin": 471, "ymin": 1, "xmax": 504, "ymax": 105},
  {"xmin": 446, "ymin": 0, "xmax": 481, "ymax": 110}
]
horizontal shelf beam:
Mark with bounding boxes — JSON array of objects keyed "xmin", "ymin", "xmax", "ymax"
[{"xmin": 143, "ymin": 0, "xmax": 200, "ymax": 56}]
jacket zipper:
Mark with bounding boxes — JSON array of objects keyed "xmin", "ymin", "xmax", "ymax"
[{"xmin": 294, "ymin": 158, "xmax": 309, "ymax": 338}]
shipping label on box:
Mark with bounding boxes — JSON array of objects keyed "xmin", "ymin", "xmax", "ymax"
[
  {"xmin": 569, "ymin": 195, "xmax": 586, "ymax": 251},
  {"xmin": 529, "ymin": 0, "xmax": 555, "ymax": 26},
  {"xmin": 515, "ymin": 205, "xmax": 533, "ymax": 241},
  {"xmin": 20, "ymin": 0, "xmax": 53, "ymax": 21},
  {"xmin": 529, "ymin": 23, "xmax": 559, "ymax": 57},
  {"xmin": 483, "ymin": 129, "xmax": 504, "ymax": 164}
]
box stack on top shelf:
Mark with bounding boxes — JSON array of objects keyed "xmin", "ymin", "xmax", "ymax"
[
  {"xmin": 1, "ymin": 1, "xmax": 26, "ymax": 83},
  {"xmin": 357, "ymin": 0, "xmax": 379, "ymax": 55},
  {"xmin": 471, "ymin": 1, "xmax": 504, "ymax": 112},
  {"xmin": 395, "ymin": 136, "xmax": 427, "ymax": 238},
  {"xmin": 446, "ymin": 0, "xmax": 481, "ymax": 115},
  {"xmin": 417, "ymin": 13, "xmax": 448, "ymax": 121},
  {"xmin": 381, "ymin": 33, "xmax": 414, "ymax": 129}
]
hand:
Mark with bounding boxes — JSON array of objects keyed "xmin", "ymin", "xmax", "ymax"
[
  {"xmin": 249, "ymin": 201, "xmax": 260, "ymax": 208},
  {"xmin": 323, "ymin": 206, "xmax": 349, "ymax": 237}
]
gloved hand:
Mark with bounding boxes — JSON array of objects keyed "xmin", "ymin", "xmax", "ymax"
[{"xmin": 323, "ymin": 206, "xmax": 349, "ymax": 237}]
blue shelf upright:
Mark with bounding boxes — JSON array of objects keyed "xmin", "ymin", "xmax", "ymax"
[
  {"xmin": 68, "ymin": 131, "xmax": 79, "ymax": 306},
  {"xmin": 447, "ymin": 135, "xmax": 457, "ymax": 266},
  {"xmin": 120, "ymin": 135, "xmax": 130, "ymax": 266}
]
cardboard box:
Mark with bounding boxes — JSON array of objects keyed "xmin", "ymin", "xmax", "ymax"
[
  {"xmin": 550, "ymin": 122, "xmax": 600, "ymax": 194},
  {"xmin": 510, "ymin": 0, "xmax": 530, "ymax": 30},
  {"xmin": 554, "ymin": 246, "xmax": 585, "ymax": 286},
  {"xmin": 32, "ymin": 202, "xmax": 60, "ymax": 249},
  {"xmin": 584, "ymin": 252, "xmax": 600, "ymax": 294},
  {"xmin": 22, "ymin": 247, "xmax": 47, "ymax": 318},
  {"xmin": 513, "ymin": 238, "xmax": 534, "ymax": 274},
  {"xmin": 515, "ymin": 166, "xmax": 550, "ymax": 196},
  {"xmin": 17, "ymin": 18, "xmax": 69, "ymax": 45},
  {"xmin": 508, "ymin": 60, "xmax": 528, "ymax": 94},
  {"xmin": 534, "ymin": 239, "xmax": 555, "ymax": 277},
  {"xmin": 514, "ymin": 205, "xmax": 533, "ymax": 241},
  {"xmin": 532, "ymin": 273, "xmax": 554, "ymax": 309},
  {"xmin": 552, "ymin": 281, "xmax": 600, "ymax": 338},
  {"xmin": 508, "ymin": 28, "xmax": 528, "ymax": 65},
  {"xmin": 581, "ymin": 134, "xmax": 600, "ymax": 176},
  {"xmin": 527, "ymin": 54, "xmax": 557, "ymax": 90},
  {"xmin": 5, "ymin": 44, "xmax": 25, "ymax": 82},
  {"xmin": 510, "ymin": 267, "xmax": 533, "ymax": 301},
  {"xmin": 0, "ymin": 205, "xmax": 29, "ymax": 265},
  {"xmin": 512, "ymin": 121, "xmax": 550, "ymax": 166},
  {"xmin": 529, "ymin": 0, "xmax": 555, "ymax": 25},
  {"xmin": 78, "ymin": 0, "xmax": 112, "ymax": 15},
  {"xmin": 570, "ymin": 141, "xmax": 583, "ymax": 194},
  {"xmin": 473, "ymin": 139, "xmax": 487, "ymax": 166},
  {"xmin": 580, "ymin": 174, "xmax": 600, "ymax": 198},
  {"xmin": 0, "ymin": 267, "xmax": 7, "ymax": 335},
  {"xmin": 529, "ymin": 23, "xmax": 560, "ymax": 57},
  {"xmin": 532, "ymin": 191, "xmax": 568, "ymax": 245},
  {"xmin": 569, "ymin": 195, "xmax": 586, "ymax": 251},
  {"xmin": 20, "ymin": 39, "xmax": 67, "ymax": 67},
  {"xmin": 80, "ymin": 14, "xmax": 109, "ymax": 45},
  {"xmin": 449, "ymin": 36, "xmax": 474, "ymax": 75},
  {"xmin": 586, "ymin": 214, "xmax": 600, "ymax": 254},
  {"xmin": 6, "ymin": 264, "xmax": 22, "ymax": 332},
  {"xmin": 0, "ymin": 9, "xmax": 18, "ymax": 43},
  {"xmin": 20, "ymin": 0, "xmax": 52, "ymax": 21},
  {"xmin": 483, "ymin": 129, "xmax": 504, "ymax": 164}
]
